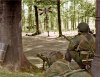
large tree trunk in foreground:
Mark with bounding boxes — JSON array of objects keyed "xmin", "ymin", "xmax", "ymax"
[
  {"xmin": 91, "ymin": 0, "xmax": 100, "ymax": 77},
  {"xmin": 0, "ymin": 1, "xmax": 3, "ymax": 24},
  {"xmin": 0, "ymin": 0, "xmax": 38, "ymax": 72},
  {"xmin": 57, "ymin": 0, "xmax": 62, "ymax": 37}
]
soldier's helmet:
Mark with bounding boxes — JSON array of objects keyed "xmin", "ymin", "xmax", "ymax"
[{"xmin": 77, "ymin": 22, "xmax": 89, "ymax": 33}]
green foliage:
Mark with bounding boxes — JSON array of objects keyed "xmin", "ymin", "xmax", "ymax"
[
  {"xmin": 34, "ymin": 0, "xmax": 57, "ymax": 5},
  {"xmin": 0, "ymin": 69, "xmax": 43, "ymax": 77},
  {"xmin": 22, "ymin": 0, "xmax": 96, "ymax": 32}
]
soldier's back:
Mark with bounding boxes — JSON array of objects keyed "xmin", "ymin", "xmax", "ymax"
[{"xmin": 76, "ymin": 33, "xmax": 95, "ymax": 52}]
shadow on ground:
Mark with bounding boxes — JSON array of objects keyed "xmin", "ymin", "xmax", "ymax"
[{"xmin": 22, "ymin": 35, "xmax": 69, "ymax": 67}]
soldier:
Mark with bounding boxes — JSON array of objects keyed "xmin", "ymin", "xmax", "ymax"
[
  {"xmin": 65, "ymin": 22, "xmax": 95, "ymax": 70},
  {"xmin": 45, "ymin": 53, "xmax": 92, "ymax": 77}
]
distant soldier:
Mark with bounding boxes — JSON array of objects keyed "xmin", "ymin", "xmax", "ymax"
[{"xmin": 65, "ymin": 22, "xmax": 95, "ymax": 70}]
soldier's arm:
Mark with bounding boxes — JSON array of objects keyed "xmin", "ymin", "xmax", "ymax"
[{"xmin": 65, "ymin": 35, "xmax": 80, "ymax": 62}]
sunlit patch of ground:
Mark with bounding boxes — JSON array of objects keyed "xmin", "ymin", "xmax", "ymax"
[
  {"xmin": 0, "ymin": 31, "xmax": 78, "ymax": 77},
  {"xmin": 22, "ymin": 31, "xmax": 77, "ymax": 68}
]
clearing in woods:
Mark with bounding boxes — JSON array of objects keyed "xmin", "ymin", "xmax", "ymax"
[{"xmin": 22, "ymin": 31, "xmax": 77, "ymax": 68}]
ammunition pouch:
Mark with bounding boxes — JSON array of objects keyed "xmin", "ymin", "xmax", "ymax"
[{"xmin": 79, "ymin": 51, "xmax": 93, "ymax": 68}]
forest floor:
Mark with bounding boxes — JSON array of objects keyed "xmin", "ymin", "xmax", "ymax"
[
  {"xmin": 0, "ymin": 31, "xmax": 78, "ymax": 77},
  {"xmin": 22, "ymin": 31, "xmax": 77, "ymax": 68}
]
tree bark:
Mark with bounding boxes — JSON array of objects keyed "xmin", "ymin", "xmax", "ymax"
[
  {"xmin": 0, "ymin": 0, "xmax": 38, "ymax": 72},
  {"xmin": 91, "ymin": 0, "xmax": 100, "ymax": 77},
  {"xmin": 0, "ymin": 0, "xmax": 3, "ymax": 24},
  {"xmin": 57, "ymin": 0, "xmax": 62, "ymax": 37},
  {"xmin": 34, "ymin": 5, "xmax": 40, "ymax": 34}
]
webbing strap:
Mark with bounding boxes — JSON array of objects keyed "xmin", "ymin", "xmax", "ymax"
[{"xmin": 59, "ymin": 69, "xmax": 85, "ymax": 77}]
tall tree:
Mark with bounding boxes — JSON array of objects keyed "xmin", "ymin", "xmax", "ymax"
[
  {"xmin": 27, "ymin": 0, "xmax": 33, "ymax": 31},
  {"xmin": 39, "ymin": 7, "xmax": 52, "ymax": 36},
  {"xmin": 34, "ymin": 5, "xmax": 40, "ymax": 34},
  {"xmin": 57, "ymin": 0, "xmax": 62, "ymax": 37},
  {"xmin": 91, "ymin": 0, "xmax": 100, "ymax": 77},
  {"xmin": 0, "ymin": 0, "xmax": 3, "ymax": 24},
  {"xmin": 22, "ymin": 0, "xmax": 26, "ymax": 31},
  {"xmin": 0, "ymin": 0, "xmax": 38, "ymax": 72},
  {"xmin": 23, "ymin": 0, "xmax": 35, "ymax": 32},
  {"xmin": 50, "ymin": 13, "xmax": 55, "ymax": 30}
]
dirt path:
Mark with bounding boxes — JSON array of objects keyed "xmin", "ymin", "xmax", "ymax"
[{"xmin": 22, "ymin": 32, "xmax": 77, "ymax": 67}]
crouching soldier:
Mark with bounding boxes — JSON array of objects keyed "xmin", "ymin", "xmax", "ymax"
[
  {"xmin": 44, "ymin": 53, "xmax": 92, "ymax": 77},
  {"xmin": 65, "ymin": 22, "xmax": 95, "ymax": 70}
]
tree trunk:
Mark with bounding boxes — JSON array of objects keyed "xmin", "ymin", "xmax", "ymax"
[
  {"xmin": 50, "ymin": 14, "xmax": 54, "ymax": 30},
  {"xmin": 87, "ymin": 17, "xmax": 89, "ymax": 24},
  {"xmin": 73, "ymin": 0, "xmax": 76, "ymax": 30},
  {"xmin": 91, "ymin": 0, "xmax": 100, "ymax": 77},
  {"xmin": 27, "ymin": 2, "xmax": 33, "ymax": 32},
  {"xmin": 57, "ymin": 0, "xmax": 62, "ymax": 37},
  {"xmin": 63, "ymin": 18, "xmax": 67, "ymax": 30},
  {"xmin": 78, "ymin": 12, "xmax": 80, "ymax": 24},
  {"xmin": 0, "ymin": 0, "xmax": 38, "ymax": 72},
  {"xmin": 22, "ymin": 2, "xmax": 26, "ymax": 31},
  {"xmin": 0, "ymin": 0, "xmax": 3, "ymax": 24},
  {"xmin": 34, "ymin": 5, "xmax": 40, "ymax": 34},
  {"xmin": 66, "ymin": 19, "xmax": 69, "ymax": 30},
  {"xmin": 71, "ymin": 18, "xmax": 74, "ymax": 30}
]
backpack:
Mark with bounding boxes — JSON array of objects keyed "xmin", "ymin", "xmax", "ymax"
[{"xmin": 76, "ymin": 34, "xmax": 95, "ymax": 70}]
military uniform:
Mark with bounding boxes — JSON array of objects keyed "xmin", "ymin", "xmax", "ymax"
[
  {"xmin": 44, "ymin": 22, "xmax": 94, "ymax": 77},
  {"xmin": 45, "ymin": 59, "xmax": 92, "ymax": 77},
  {"xmin": 65, "ymin": 22, "xmax": 95, "ymax": 69}
]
